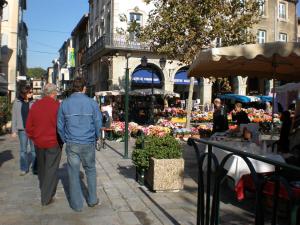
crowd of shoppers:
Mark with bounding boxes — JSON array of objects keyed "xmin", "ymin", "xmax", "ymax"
[{"xmin": 12, "ymin": 78, "xmax": 102, "ymax": 212}]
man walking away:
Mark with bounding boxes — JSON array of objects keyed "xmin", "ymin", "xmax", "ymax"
[
  {"xmin": 57, "ymin": 77, "xmax": 102, "ymax": 212},
  {"xmin": 26, "ymin": 84, "xmax": 62, "ymax": 206}
]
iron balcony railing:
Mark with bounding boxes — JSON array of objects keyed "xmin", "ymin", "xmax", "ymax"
[
  {"xmin": 188, "ymin": 138, "xmax": 300, "ymax": 225},
  {"xmin": 85, "ymin": 33, "xmax": 150, "ymax": 63}
]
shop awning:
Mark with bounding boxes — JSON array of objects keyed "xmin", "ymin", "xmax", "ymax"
[
  {"xmin": 219, "ymin": 94, "xmax": 251, "ymax": 103},
  {"xmin": 174, "ymin": 70, "xmax": 198, "ymax": 85},
  {"xmin": 131, "ymin": 68, "xmax": 161, "ymax": 84}
]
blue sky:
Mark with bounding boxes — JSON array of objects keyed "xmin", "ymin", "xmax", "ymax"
[
  {"xmin": 25, "ymin": 2, "xmax": 300, "ymax": 70},
  {"xmin": 24, "ymin": 0, "xmax": 88, "ymax": 70}
]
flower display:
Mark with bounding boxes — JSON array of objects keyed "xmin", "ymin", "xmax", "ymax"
[
  {"xmin": 191, "ymin": 111, "xmax": 213, "ymax": 123},
  {"xmin": 156, "ymin": 119, "xmax": 177, "ymax": 129},
  {"xmin": 229, "ymin": 108, "xmax": 280, "ymax": 123},
  {"xmin": 129, "ymin": 122, "xmax": 143, "ymax": 136},
  {"xmin": 111, "ymin": 121, "xmax": 125, "ymax": 135},
  {"xmin": 141, "ymin": 125, "xmax": 171, "ymax": 137},
  {"xmin": 162, "ymin": 107, "xmax": 187, "ymax": 117}
]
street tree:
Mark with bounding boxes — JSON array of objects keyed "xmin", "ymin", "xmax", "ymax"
[
  {"xmin": 139, "ymin": 0, "xmax": 260, "ymax": 127},
  {"xmin": 27, "ymin": 67, "xmax": 47, "ymax": 79}
]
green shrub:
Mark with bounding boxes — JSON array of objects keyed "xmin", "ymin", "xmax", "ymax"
[
  {"xmin": 132, "ymin": 135, "xmax": 182, "ymax": 171},
  {"xmin": 0, "ymin": 97, "xmax": 11, "ymax": 130}
]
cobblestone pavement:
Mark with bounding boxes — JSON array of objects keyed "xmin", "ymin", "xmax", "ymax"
[{"xmin": 0, "ymin": 135, "xmax": 286, "ymax": 225}]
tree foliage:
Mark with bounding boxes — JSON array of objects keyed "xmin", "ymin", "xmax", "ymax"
[
  {"xmin": 140, "ymin": 0, "xmax": 260, "ymax": 64},
  {"xmin": 27, "ymin": 67, "xmax": 46, "ymax": 79}
]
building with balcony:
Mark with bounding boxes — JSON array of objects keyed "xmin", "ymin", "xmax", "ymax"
[
  {"xmin": 85, "ymin": 0, "xmax": 205, "ymax": 103},
  {"xmin": 0, "ymin": 0, "xmax": 27, "ymax": 101},
  {"xmin": 71, "ymin": 14, "xmax": 89, "ymax": 79},
  {"xmin": 85, "ymin": 0, "xmax": 298, "ymax": 106},
  {"xmin": 56, "ymin": 39, "xmax": 74, "ymax": 92},
  {"xmin": 32, "ymin": 78, "xmax": 43, "ymax": 98},
  {"xmin": 243, "ymin": 0, "xmax": 298, "ymax": 96}
]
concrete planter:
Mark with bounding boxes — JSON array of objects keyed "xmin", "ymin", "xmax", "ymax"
[{"xmin": 146, "ymin": 157, "xmax": 184, "ymax": 192}]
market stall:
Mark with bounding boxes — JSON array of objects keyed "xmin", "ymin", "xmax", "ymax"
[{"xmin": 276, "ymin": 83, "xmax": 300, "ymax": 111}]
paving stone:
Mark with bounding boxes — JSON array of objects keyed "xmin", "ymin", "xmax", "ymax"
[
  {"xmin": 119, "ymin": 211, "xmax": 142, "ymax": 225},
  {"xmin": 1, "ymin": 135, "xmax": 286, "ymax": 225}
]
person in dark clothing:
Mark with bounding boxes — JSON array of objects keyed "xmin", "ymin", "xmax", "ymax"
[
  {"xmin": 277, "ymin": 111, "xmax": 292, "ymax": 153},
  {"xmin": 232, "ymin": 103, "xmax": 250, "ymax": 125},
  {"xmin": 101, "ymin": 109, "xmax": 110, "ymax": 128},
  {"xmin": 213, "ymin": 98, "xmax": 229, "ymax": 133},
  {"xmin": 12, "ymin": 85, "xmax": 36, "ymax": 176}
]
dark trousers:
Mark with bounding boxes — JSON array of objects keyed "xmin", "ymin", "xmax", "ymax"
[{"xmin": 35, "ymin": 145, "xmax": 62, "ymax": 205}]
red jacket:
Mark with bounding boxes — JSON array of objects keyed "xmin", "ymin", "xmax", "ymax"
[{"xmin": 26, "ymin": 96, "xmax": 60, "ymax": 149}]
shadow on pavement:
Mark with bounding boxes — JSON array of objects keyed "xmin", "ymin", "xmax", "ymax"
[
  {"xmin": 139, "ymin": 187, "xmax": 181, "ymax": 225},
  {"xmin": 103, "ymin": 142, "xmax": 124, "ymax": 157},
  {"xmin": 117, "ymin": 165, "xmax": 136, "ymax": 180},
  {"xmin": 0, "ymin": 150, "xmax": 14, "ymax": 167}
]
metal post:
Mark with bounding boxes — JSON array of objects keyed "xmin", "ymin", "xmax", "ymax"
[
  {"xmin": 124, "ymin": 54, "xmax": 130, "ymax": 159},
  {"xmin": 150, "ymin": 69, "xmax": 154, "ymax": 124}
]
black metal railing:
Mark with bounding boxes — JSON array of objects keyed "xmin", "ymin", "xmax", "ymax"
[
  {"xmin": 187, "ymin": 138, "xmax": 300, "ymax": 225},
  {"xmin": 85, "ymin": 33, "xmax": 150, "ymax": 63}
]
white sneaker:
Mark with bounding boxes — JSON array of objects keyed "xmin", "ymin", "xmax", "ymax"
[{"xmin": 20, "ymin": 171, "xmax": 27, "ymax": 176}]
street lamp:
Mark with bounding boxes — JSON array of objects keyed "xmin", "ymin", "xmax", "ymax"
[{"xmin": 124, "ymin": 53, "xmax": 131, "ymax": 159}]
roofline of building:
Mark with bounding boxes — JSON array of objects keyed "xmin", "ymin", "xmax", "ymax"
[
  {"xmin": 71, "ymin": 13, "xmax": 89, "ymax": 36},
  {"xmin": 59, "ymin": 41, "xmax": 67, "ymax": 52},
  {"xmin": 20, "ymin": 0, "xmax": 26, "ymax": 10}
]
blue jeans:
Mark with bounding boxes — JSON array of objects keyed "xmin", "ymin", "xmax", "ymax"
[
  {"xmin": 18, "ymin": 130, "xmax": 36, "ymax": 172},
  {"xmin": 66, "ymin": 142, "xmax": 97, "ymax": 211}
]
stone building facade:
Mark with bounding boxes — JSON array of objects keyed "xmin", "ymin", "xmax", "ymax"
[
  {"xmin": 85, "ymin": 0, "xmax": 297, "ymax": 106},
  {"xmin": 297, "ymin": 17, "xmax": 300, "ymax": 42},
  {"xmin": 0, "ymin": 0, "xmax": 27, "ymax": 101},
  {"xmin": 243, "ymin": 0, "xmax": 298, "ymax": 96},
  {"xmin": 71, "ymin": 14, "xmax": 89, "ymax": 79}
]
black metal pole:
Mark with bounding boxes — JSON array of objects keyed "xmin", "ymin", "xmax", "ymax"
[
  {"xmin": 124, "ymin": 55, "xmax": 130, "ymax": 159},
  {"xmin": 150, "ymin": 69, "xmax": 154, "ymax": 124}
]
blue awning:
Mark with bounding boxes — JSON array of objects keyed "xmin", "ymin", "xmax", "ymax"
[
  {"xmin": 219, "ymin": 94, "xmax": 251, "ymax": 103},
  {"xmin": 174, "ymin": 70, "xmax": 198, "ymax": 85},
  {"xmin": 132, "ymin": 68, "xmax": 161, "ymax": 84},
  {"xmin": 257, "ymin": 95, "xmax": 273, "ymax": 103}
]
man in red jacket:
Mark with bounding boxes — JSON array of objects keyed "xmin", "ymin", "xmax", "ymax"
[{"xmin": 26, "ymin": 83, "xmax": 62, "ymax": 206}]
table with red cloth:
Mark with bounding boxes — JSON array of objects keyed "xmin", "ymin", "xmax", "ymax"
[
  {"xmin": 236, "ymin": 173, "xmax": 300, "ymax": 201},
  {"xmin": 204, "ymin": 140, "xmax": 285, "ymax": 200}
]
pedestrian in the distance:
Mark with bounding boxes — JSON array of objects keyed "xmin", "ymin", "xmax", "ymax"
[
  {"xmin": 26, "ymin": 83, "xmax": 62, "ymax": 206},
  {"xmin": 12, "ymin": 85, "xmax": 36, "ymax": 175},
  {"xmin": 232, "ymin": 102, "xmax": 250, "ymax": 125},
  {"xmin": 57, "ymin": 77, "xmax": 102, "ymax": 212},
  {"xmin": 212, "ymin": 98, "xmax": 229, "ymax": 133}
]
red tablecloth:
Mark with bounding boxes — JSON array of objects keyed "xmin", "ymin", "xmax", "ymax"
[{"xmin": 235, "ymin": 173, "xmax": 300, "ymax": 201}]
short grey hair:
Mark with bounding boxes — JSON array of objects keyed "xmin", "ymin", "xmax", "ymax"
[{"xmin": 43, "ymin": 83, "xmax": 57, "ymax": 96}]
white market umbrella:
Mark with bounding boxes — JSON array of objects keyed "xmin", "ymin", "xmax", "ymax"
[
  {"xmin": 129, "ymin": 88, "xmax": 180, "ymax": 97},
  {"xmin": 95, "ymin": 90, "xmax": 124, "ymax": 96},
  {"xmin": 188, "ymin": 42, "xmax": 300, "ymax": 81},
  {"xmin": 188, "ymin": 42, "xmax": 300, "ymax": 123}
]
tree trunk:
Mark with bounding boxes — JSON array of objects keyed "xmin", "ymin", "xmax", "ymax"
[{"xmin": 186, "ymin": 77, "xmax": 195, "ymax": 128}]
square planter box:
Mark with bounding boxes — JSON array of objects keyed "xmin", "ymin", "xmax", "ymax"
[{"xmin": 146, "ymin": 157, "xmax": 184, "ymax": 192}]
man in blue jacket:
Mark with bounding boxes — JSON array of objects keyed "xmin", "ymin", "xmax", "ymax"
[{"xmin": 57, "ymin": 77, "xmax": 102, "ymax": 212}]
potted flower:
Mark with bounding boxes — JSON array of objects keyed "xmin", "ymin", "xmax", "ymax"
[{"xmin": 132, "ymin": 135, "xmax": 184, "ymax": 191}]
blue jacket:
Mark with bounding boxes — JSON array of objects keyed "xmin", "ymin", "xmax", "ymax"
[{"xmin": 57, "ymin": 93, "xmax": 102, "ymax": 144}]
